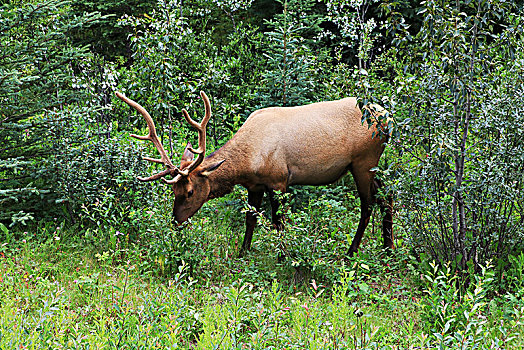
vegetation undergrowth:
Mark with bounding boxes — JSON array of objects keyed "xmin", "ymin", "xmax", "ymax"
[
  {"xmin": 2, "ymin": 0, "xmax": 524, "ymax": 348},
  {"xmin": 2, "ymin": 192, "xmax": 524, "ymax": 349}
]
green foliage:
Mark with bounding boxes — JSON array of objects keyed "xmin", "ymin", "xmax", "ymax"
[
  {"xmin": 0, "ymin": 0, "xmax": 99, "ymax": 225},
  {"xmin": 118, "ymin": 0, "xmax": 265, "ymax": 148},
  {"xmin": 43, "ymin": 53, "xmax": 157, "ymax": 231},
  {"xmin": 258, "ymin": 0, "xmax": 319, "ymax": 107},
  {"xmin": 419, "ymin": 261, "xmax": 524, "ymax": 348},
  {"xmin": 3, "ymin": 226, "xmax": 524, "ymax": 348},
  {"xmin": 505, "ymin": 252, "xmax": 524, "ymax": 299},
  {"xmin": 385, "ymin": 0, "xmax": 524, "ymax": 270},
  {"xmin": 323, "ymin": 0, "xmax": 381, "ymax": 69},
  {"xmin": 50, "ymin": 113, "xmax": 152, "ymax": 228},
  {"xmin": 68, "ymin": 0, "xmax": 156, "ymax": 59},
  {"xmin": 420, "ymin": 262, "xmax": 491, "ymax": 332},
  {"xmin": 255, "ymin": 189, "xmax": 361, "ymax": 284}
]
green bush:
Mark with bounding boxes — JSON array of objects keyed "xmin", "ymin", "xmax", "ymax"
[
  {"xmin": 419, "ymin": 261, "xmax": 524, "ymax": 348},
  {"xmin": 385, "ymin": 0, "xmax": 524, "ymax": 271},
  {"xmin": 117, "ymin": 0, "xmax": 265, "ymax": 151},
  {"xmin": 0, "ymin": 0, "xmax": 99, "ymax": 225}
]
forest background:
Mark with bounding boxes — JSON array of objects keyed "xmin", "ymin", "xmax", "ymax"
[{"xmin": 1, "ymin": 0, "xmax": 524, "ymax": 348}]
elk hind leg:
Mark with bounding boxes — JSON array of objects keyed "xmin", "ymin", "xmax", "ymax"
[
  {"xmin": 240, "ymin": 190, "xmax": 264, "ymax": 257},
  {"xmin": 348, "ymin": 168, "xmax": 374, "ymax": 256},
  {"xmin": 374, "ymin": 178, "xmax": 394, "ymax": 250}
]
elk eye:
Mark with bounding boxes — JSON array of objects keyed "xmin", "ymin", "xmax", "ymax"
[{"xmin": 187, "ymin": 189, "xmax": 194, "ymax": 198}]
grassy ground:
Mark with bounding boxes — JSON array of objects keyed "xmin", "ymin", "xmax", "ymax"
[
  {"xmin": 0, "ymin": 237, "xmax": 421, "ymax": 349},
  {"xmin": 1, "ymin": 194, "xmax": 524, "ymax": 349}
]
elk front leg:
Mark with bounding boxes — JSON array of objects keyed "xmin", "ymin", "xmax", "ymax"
[
  {"xmin": 268, "ymin": 189, "xmax": 288, "ymax": 263},
  {"xmin": 239, "ymin": 190, "xmax": 264, "ymax": 257}
]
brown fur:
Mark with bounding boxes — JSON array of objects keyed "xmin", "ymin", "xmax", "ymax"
[
  {"xmin": 117, "ymin": 90, "xmax": 393, "ymax": 257},
  {"xmin": 171, "ymin": 97, "xmax": 393, "ymax": 256}
]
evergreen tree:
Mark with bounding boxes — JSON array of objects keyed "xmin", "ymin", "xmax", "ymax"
[
  {"xmin": 259, "ymin": 0, "xmax": 319, "ymax": 107},
  {"xmin": 0, "ymin": 1, "xmax": 98, "ymax": 225},
  {"xmin": 69, "ymin": 0, "xmax": 156, "ymax": 60}
]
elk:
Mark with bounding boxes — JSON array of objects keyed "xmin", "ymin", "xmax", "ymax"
[{"xmin": 116, "ymin": 91, "xmax": 393, "ymax": 256}]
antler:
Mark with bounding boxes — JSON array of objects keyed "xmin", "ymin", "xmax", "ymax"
[
  {"xmin": 178, "ymin": 91, "xmax": 211, "ymax": 176},
  {"xmin": 116, "ymin": 92, "xmax": 179, "ymax": 182},
  {"xmin": 116, "ymin": 91, "xmax": 211, "ymax": 184}
]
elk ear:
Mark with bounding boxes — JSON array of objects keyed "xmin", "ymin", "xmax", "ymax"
[
  {"xmin": 200, "ymin": 159, "xmax": 226, "ymax": 177},
  {"xmin": 182, "ymin": 142, "xmax": 195, "ymax": 162}
]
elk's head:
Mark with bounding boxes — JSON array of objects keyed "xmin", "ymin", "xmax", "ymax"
[
  {"xmin": 170, "ymin": 143, "xmax": 226, "ymax": 223},
  {"xmin": 116, "ymin": 91, "xmax": 224, "ymax": 224}
]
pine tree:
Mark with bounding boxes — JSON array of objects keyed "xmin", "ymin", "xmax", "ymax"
[
  {"xmin": 258, "ymin": 0, "xmax": 319, "ymax": 107},
  {"xmin": 0, "ymin": 1, "xmax": 98, "ymax": 225}
]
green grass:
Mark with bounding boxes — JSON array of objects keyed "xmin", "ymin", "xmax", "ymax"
[
  {"xmin": 0, "ymin": 238, "xmax": 422, "ymax": 349},
  {"xmin": 1, "ymin": 193, "xmax": 524, "ymax": 349}
]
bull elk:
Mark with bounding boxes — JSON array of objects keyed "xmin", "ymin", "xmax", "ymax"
[{"xmin": 116, "ymin": 91, "xmax": 393, "ymax": 256}]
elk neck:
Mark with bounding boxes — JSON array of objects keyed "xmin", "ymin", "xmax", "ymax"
[{"xmin": 203, "ymin": 140, "xmax": 246, "ymax": 199}]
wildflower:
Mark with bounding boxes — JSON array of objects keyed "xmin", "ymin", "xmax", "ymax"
[{"xmin": 301, "ymin": 304, "xmax": 309, "ymax": 312}]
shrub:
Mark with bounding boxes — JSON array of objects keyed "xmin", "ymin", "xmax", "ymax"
[
  {"xmin": 386, "ymin": 0, "xmax": 524, "ymax": 271},
  {"xmin": 0, "ymin": 0, "xmax": 99, "ymax": 225}
]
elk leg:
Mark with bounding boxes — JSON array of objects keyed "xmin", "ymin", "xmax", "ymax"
[
  {"xmin": 268, "ymin": 189, "xmax": 287, "ymax": 263},
  {"xmin": 373, "ymin": 179, "xmax": 394, "ymax": 250},
  {"xmin": 268, "ymin": 190, "xmax": 284, "ymax": 231},
  {"xmin": 348, "ymin": 168, "xmax": 374, "ymax": 256},
  {"xmin": 239, "ymin": 190, "xmax": 264, "ymax": 257}
]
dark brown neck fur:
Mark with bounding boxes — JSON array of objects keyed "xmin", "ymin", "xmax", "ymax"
[{"xmin": 204, "ymin": 143, "xmax": 241, "ymax": 199}]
